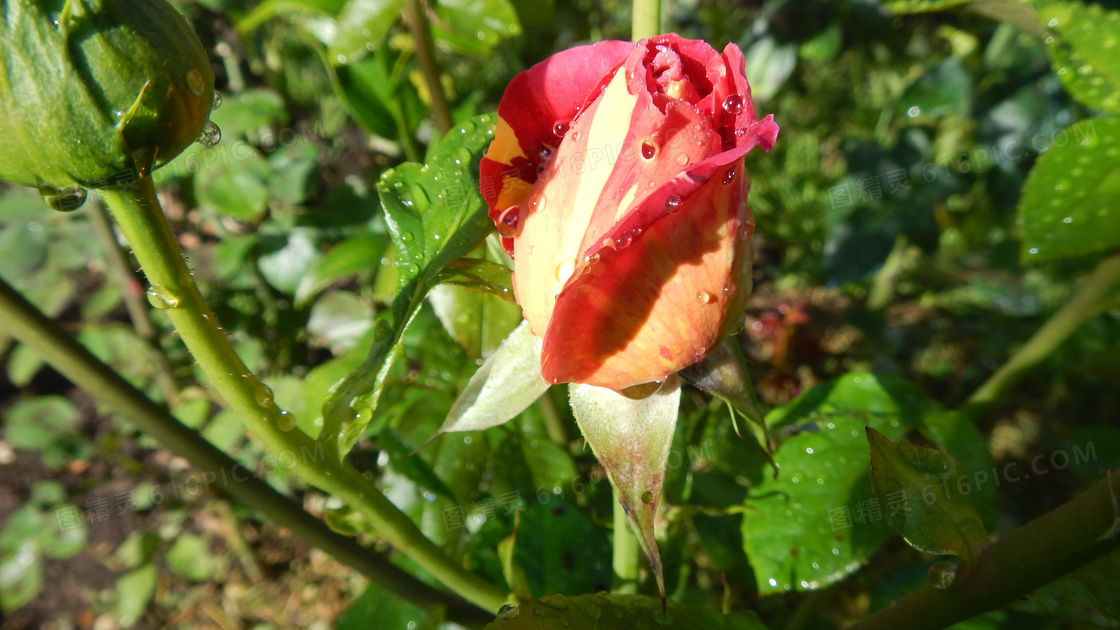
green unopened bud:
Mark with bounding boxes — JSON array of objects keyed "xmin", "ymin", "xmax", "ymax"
[{"xmin": 0, "ymin": 0, "xmax": 217, "ymax": 209}]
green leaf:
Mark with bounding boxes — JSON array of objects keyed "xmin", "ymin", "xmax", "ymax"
[
  {"xmin": 0, "ymin": 540, "xmax": 43, "ymax": 613},
  {"xmin": 257, "ymin": 229, "xmax": 322, "ymax": 295},
  {"xmin": 1011, "ymin": 546, "xmax": 1120, "ymax": 627},
  {"xmin": 329, "ymin": 0, "xmax": 404, "ymax": 64},
  {"xmin": 867, "ymin": 428, "xmax": 989, "ymax": 561},
  {"xmin": 742, "ymin": 373, "xmax": 922, "ymax": 595},
  {"xmin": 337, "ymin": 579, "xmax": 429, "ymax": 630},
  {"xmin": 885, "ymin": 0, "xmax": 972, "ymax": 13},
  {"xmin": 432, "ymin": 0, "xmax": 522, "ymax": 56},
  {"xmin": 165, "ymin": 534, "xmax": 218, "ymax": 583},
  {"xmin": 114, "ymin": 532, "xmax": 160, "ymax": 570},
  {"xmin": 435, "ymin": 321, "xmax": 547, "ymax": 437},
  {"xmin": 569, "ymin": 378, "xmax": 682, "ymax": 598},
  {"xmin": 333, "ymin": 46, "xmax": 411, "ymax": 140},
  {"xmin": 1039, "ymin": 1, "xmax": 1120, "ymax": 114},
  {"xmin": 237, "ymin": 0, "xmax": 349, "ymax": 33},
  {"xmin": 433, "ymin": 257, "xmax": 516, "ymax": 302},
  {"xmin": 378, "ymin": 429, "xmax": 460, "ymax": 503},
  {"xmin": 1017, "ymin": 116, "xmax": 1120, "ymax": 262},
  {"xmin": 321, "ymin": 113, "xmax": 496, "ymax": 459},
  {"xmin": 115, "ymin": 563, "xmax": 158, "ymax": 628},
  {"xmin": 194, "ymin": 150, "xmax": 271, "ymax": 221},
  {"xmin": 429, "ymin": 281, "xmax": 522, "ymax": 358},
  {"xmin": 295, "ymin": 231, "xmax": 387, "ymax": 306},
  {"xmin": 484, "ymin": 593, "xmax": 768, "ymax": 630},
  {"xmin": 896, "ymin": 56, "xmax": 971, "ymax": 120},
  {"xmin": 513, "ymin": 496, "xmax": 612, "ymax": 597},
  {"xmin": 498, "ymin": 529, "xmax": 533, "ymax": 602},
  {"xmin": 6, "ymin": 343, "xmax": 43, "ymax": 387},
  {"xmin": 306, "ymin": 290, "xmax": 373, "ymax": 352},
  {"xmin": 209, "ymin": 88, "xmax": 288, "ymax": 140}
]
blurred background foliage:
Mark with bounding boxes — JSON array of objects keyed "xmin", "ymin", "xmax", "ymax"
[{"xmin": 2, "ymin": 0, "xmax": 1120, "ymax": 628}]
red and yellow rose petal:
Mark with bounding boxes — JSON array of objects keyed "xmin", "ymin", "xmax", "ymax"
[{"xmin": 539, "ymin": 162, "xmax": 754, "ymax": 389}]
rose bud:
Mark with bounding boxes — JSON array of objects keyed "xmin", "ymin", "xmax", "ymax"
[
  {"xmin": 480, "ymin": 34, "xmax": 778, "ymax": 390},
  {"xmin": 0, "ymin": 0, "xmax": 216, "ymax": 209}
]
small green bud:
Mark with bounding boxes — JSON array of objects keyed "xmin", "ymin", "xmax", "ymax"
[{"xmin": 0, "ymin": 0, "xmax": 216, "ymax": 209}]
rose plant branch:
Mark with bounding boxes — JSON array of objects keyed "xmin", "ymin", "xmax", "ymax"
[
  {"xmin": 88, "ymin": 201, "xmax": 180, "ymax": 405},
  {"xmin": 404, "ymin": 0, "xmax": 452, "ymax": 134},
  {"xmin": 0, "ymin": 274, "xmax": 494, "ymax": 629},
  {"xmin": 98, "ymin": 177, "xmax": 510, "ymax": 613},
  {"xmin": 966, "ymin": 252, "xmax": 1120, "ymax": 411},
  {"xmin": 848, "ymin": 471, "xmax": 1119, "ymax": 630}
]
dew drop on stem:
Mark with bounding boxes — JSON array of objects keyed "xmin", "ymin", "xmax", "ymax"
[{"xmin": 197, "ymin": 120, "xmax": 221, "ymax": 146}]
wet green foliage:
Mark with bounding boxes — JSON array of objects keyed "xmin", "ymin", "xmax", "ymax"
[{"xmin": 2, "ymin": 0, "xmax": 1120, "ymax": 628}]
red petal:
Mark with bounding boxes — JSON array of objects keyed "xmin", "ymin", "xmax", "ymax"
[
  {"xmin": 539, "ymin": 159, "xmax": 754, "ymax": 388},
  {"xmin": 479, "ymin": 40, "xmax": 633, "ymax": 253}
]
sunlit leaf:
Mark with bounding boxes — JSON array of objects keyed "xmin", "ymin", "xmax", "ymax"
[
  {"xmin": 1039, "ymin": 1, "xmax": 1120, "ymax": 114},
  {"xmin": 1017, "ymin": 116, "xmax": 1120, "ymax": 262},
  {"xmin": 321, "ymin": 114, "xmax": 496, "ymax": 459}
]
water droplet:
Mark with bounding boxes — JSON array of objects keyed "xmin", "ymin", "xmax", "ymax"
[
  {"xmin": 538, "ymin": 147, "xmax": 553, "ymax": 163},
  {"xmin": 641, "ymin": 491, "xmax": 653, "ymax": 502},
  {"xmin": 907, "ymin": 106, "xmax": 921, "ymax": 118},
  {"xmin": 527, "ymin": 194, "xmax": 546, "ymax": 213},
  {"xmin": 541, "ymin": 595, "xmax": 569, "ymax": 611},
  {"xmin": 400, "ymin": 232, "xmax": 414, "ymax": 243},
  {"xmin": 145, "ymin": 284, "xmax": 180, "ymax": 309},
  {"xmin": 641, "ymin": 140, "xmax": 657, "ymax": 159},
  {"xmin": 554, "ymin": 259, "xmax": 575, "ymax": 284},
  {"xmin": 806, "ymin": 447, "xmax": 814, "ymax": 454},
  {"xmin": 723, "ymin": 93, "xmax": 744, "ymax": 115},
  {"xmin": 185, "ymin": 69, "xmax": 205, "ymax": 96},
  {"xmin": 583, "ymin": 252, "xmax": 600, "ymax": 264},
  {"xmin": 553, "ymin": 120, "xmax": 569, "ymax": 137},
  {"xmin": 38, "ymin": 185, "xmax": 87, "ymax": 212},
  {"xmin": 336, "ymin": 54, "xmax": 348, "ymax": 64},
  {"xmin": 1048, "ymin": 17, "xmax": 1059, "ymax": 27},
  {"xmin": 675, "ymin": 154, "xmax": 689, "ymax": 166},
  {"xmin": 696, "ymin": 290, "xmax": 712, "ymax": 304},
  {"xmin": 665, "ymin": 194, "xmax": 682, "ymax": 213},
  {"xmin": 616, "ymin": 231, "xmax": 633, "ymax": 249},
  {"xmin": 197, "ymin": 120, "xmax": 221, "ymax": 146},
  {"xmin": 722, "ymin": 165, "xmax": 737, "ymax": 184},
  {"xmin": 211, "ymin": 90, "xmax": 223, "ymax": 110},
  {"xmin": 497, "ymin": 205, "xmax": 521, "ymax": 239},
  {"xmin": 497, "ymin": 604, "xmax": 519, "ymax": 619},
  {"xmin": 277, "ymin": 410, "xmax": 297, "ymax": 431},
  {"xmin": 1028, "ymin": 247, "xmax": 1039, "ymax": 255},
  {"xmin": 929, "ymin": 561, "xmax": 958, "ymax": 589},
  {"xmin": 1063, "ymin": 216, "xmax": 1073, "ymax": 224}
]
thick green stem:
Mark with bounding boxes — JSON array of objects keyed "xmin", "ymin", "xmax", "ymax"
[
  {"xmin": 611, "ymin": 498, "xmax": 641, "ymax": 594},
  {"xmin": 97, "ymin": 177, "xmax": 508, "ymax": 613},
  {"xmin": 966, "ymin": 253, "xmax": 1120, "ymax": 410},
  {"xmin": 89, "ymin": 201, "xmax": 180, "ymax": 404},
  {"xmin": 0, "ymin": 274, "xmax": 492, "ymax": 629},
  {"xmin": 404, "ymin": 0, "xmax": 452, "ymax": 134},
  {"xmin": 848, "ymin": 473, "xmax": 1119, "ymax": 630},
  {"xmin": 631, "ymin": 0, "xmax": 662, "ymax": 40}
]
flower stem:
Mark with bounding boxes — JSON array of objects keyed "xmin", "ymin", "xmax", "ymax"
[
  {"xmin": 966, "ymin": 253, "xmax": 1120, "ymax": 410},
  {"xmin": 89, "ymin": 201, "xmax": 180, "ymax": 405},
  {"xmin": 404, "ymin": 0, "xmax": 453, "ymax": 134},
  {"xmin": 848, "ymin": 472, "xmax": 1119, "ymax": 630},
  {"xmin": 0, "ymin": 273, "xmax": 493, "ymax": 629},
  {"xmin": 631, "ymin": 0, "xmax": 662, "ymax": 40},
  {"xmin": 612, "ymin": 497, "xmax": 641, "ymax": 594},
  {"xmin": 97, "ymin": 177, "xmax": 509, "ymax": 613}
]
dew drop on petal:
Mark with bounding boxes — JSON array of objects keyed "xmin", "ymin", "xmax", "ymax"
[
  {"xmin": 675, "ymin": 154, "xmax": 689, "ymax": 166},
  {"xmin": 554, "ymin": 259, "xmax": 575, "ymax": 283},
  {"xmin": 641, "ymin": 140, "xmax": 657, "ymax": 159},
  {"xmin": 527, "ymin": 193, "xmax": 546, "ymax": 213},
  {"xmin": 616, "ymin": 231, "xmax": 633, "ymax": 249},
  {"xmin": 723, "ymin": 94, "xmax": 744, "ymax": 115},
  {"xmin": 553, "ymin": 121, "xmax": 569, "ymax": 137},
  {"xmin": 722, "ymin": 165, "xmax": 736, "ymax": 184},
  {"xmin": 665, "ymin": 194, "xmax": 682, "ymax": 213},
  {"xmin": 696, "ymin": 290, "xmax": 712, "ymax": 304},
  {"xmin": 496, "ymin": 205, "xmax": 521, "ymax": 238}
]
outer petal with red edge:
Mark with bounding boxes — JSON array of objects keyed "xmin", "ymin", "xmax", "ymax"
[
  {"xmin": 540, "ymin": 160, "xmax": 754, "ymax": 389},
  {"xmin": 479, "ymin": 40, "xmax": 632, "ymax": 253}
]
